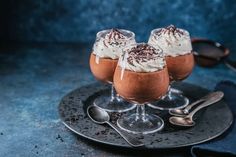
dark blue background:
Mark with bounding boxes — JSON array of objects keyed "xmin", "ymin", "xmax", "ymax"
[{"xmin": 1, "ymin": 0, "xmax": 236, "ymax": 54}]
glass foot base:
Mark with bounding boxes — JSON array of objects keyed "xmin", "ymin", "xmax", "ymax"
[
  {"xmin": 117, "ymin": 113, "xmax": 164, "ymax": 134},
  {"xmin": 93, "ymin": 95, "xmax": 136, "ymax": 113},
  {"xmin": 148, "ymin": 88, "xmax": 189, "ymax": 110}
]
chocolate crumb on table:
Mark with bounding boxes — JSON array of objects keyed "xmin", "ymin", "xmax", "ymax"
[{"xmin": 56, "ymin": 134, "xmax": 64, "ymax": 142}]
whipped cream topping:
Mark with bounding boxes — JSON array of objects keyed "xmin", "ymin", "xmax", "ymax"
[
  {"xmin": 148, "ymin": 25, "xmax": 192, "ymax": 57},
  {"xmin": 93, "ymin": 29, "xmax": 135, "ymax": 63},
  {"xmin": 118, "ymin": 43, "xmax": 166, "ymax": 76}
]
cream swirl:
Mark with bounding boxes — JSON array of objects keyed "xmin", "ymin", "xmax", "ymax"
[
  {"xmin": 118, "ymin": 43, "xmax": 166, "ymax": 74},
  {"xmin": 93, "ymin": 29, "xmax": 135, "ymax": 61},
  {"xmin": 148, "ymin": 25, "xmax": 192, "ymax": 57}
]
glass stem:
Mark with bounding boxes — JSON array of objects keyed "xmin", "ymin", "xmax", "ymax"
[
  {"xmin": 111, "ymin": 84, "xmax": 116, "ymax": 101},
  {"xmin": 135, "ymin": 104, "xmax": 146, "ymax": 121},
  {"xmin": 166, "ymin": 85, "xmax": 172, "ymax": 99},
  {"xmin": 167, "ymin": 79, "xmax": 175, "ymax": 100}
]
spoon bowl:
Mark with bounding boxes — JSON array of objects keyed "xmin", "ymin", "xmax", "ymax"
[
  {"xmin": 87, "ymin": 105, "xmax": 110, "ymax": 124},
  {"xmin": 169, "ymin": 116, "xmax": 195, "ymax": 127},
  {"xmin": 169, "ymin": 108, "xmax": 193, "ymax": 117}
]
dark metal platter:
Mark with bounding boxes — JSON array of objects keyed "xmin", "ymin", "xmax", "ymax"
[{"xmin": 58, "ymin": 82, "xmax": 233, "ymax": 149}]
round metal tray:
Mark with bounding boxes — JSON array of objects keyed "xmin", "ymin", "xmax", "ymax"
[{"xmin": 58, "ymin": 82, "xmax": 233, "ymax": 149}]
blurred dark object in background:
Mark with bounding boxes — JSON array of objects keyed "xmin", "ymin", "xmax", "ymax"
[
  {"xmin": 192, "ymin": 38, "xmax": 229, "ymax": 67},
  {"xmin": 192, "ymin": 38, "xmax": 236, "ymax": 71}
]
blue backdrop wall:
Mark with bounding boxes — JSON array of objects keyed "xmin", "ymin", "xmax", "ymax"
[{"xmin": 0, "ymin": 0, "xmax": 235, "ymax": 53}]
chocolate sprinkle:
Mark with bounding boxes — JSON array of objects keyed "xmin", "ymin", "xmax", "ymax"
[
  {"xmin": 124, "ymin": 43, "xmax": 163, "ymax": 65},
  {"xmin": 155, "ymin": 25, "xmax": 184, "ymax": 39},
  {"xmin": 108, "ymin": 29, "xmax": 125, "ymax": 40},
  {"xmin": 105, "ymin": 28, "xmax": 127, "ymax": 46}
]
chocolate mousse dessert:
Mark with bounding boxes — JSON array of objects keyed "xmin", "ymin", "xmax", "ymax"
[
  {"xmin": 114, "ymin": 43, "xmax": 169, "ymax": 103},
  {"xmin": 114, "ymin": 43, "xmax": 169, "ymax": 134},
  {"xmin": 148, "ymin": 25, "xmax": 194, "ymax": 110},
  {"xmin": 89, "ymin": 28, "xmax": 136, "ymax": 112},
  {"xmin": 148, "ymin": 25, "xmax": 194, "ymax": 81},
  {"xmin": 90, "ymin": 28, "xmax": 136, "ymax": 83}
]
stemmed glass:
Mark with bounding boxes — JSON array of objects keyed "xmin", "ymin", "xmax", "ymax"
[
  {"xmin": 89, "ymin": 29, "xmax": 136, "ymax": 112},
  {"xmin": 113, "ymin": 43, "xmax": 169, "ymax": 134},
  {"xmin": 148, "ymin": 27, "xmax": 194, "ymax": 110}
]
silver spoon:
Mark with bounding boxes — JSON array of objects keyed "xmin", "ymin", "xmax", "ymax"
[
  {"xmin": 169, "ymin": 91, "xmax": 223, "ymax": 117},
  {"xmin": 169, "ymin": 91, "xmax": 224, "ymax": 127},
  {"xmin": 87, "ymin": 105, "xmax": 144, "ymax": 147},
  {"xmin": 225, "ymin": 59, "xmax": 236, "ymax": 73}
]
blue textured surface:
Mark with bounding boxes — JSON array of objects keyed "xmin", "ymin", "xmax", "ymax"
[
  {"xmin": 0, "ymin": 43, "xmax": 235, "ymax": 156},
  {"xmin": 1, "ymin": 0, "xmax": 236, "ymax": 57},
  {"xmin": 191, "ymin": 81, "xmax": 236, "ymax": 157}
]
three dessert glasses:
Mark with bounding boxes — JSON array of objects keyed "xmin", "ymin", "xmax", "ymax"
[{"xmin": 89, "ymin": 25, "xmax": 194, "ymax": 134}]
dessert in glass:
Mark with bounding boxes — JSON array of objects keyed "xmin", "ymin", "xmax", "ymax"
[
  {"xmin": 148, "ymin": 25, "xmax": 194, "ymax": 110},
  {"xmin": 113, "ymin": 43, "xmax": 169, "ymax": 134},
  {"xmin": 90, "ymin": 28, "xmax": 136, "ymax": 112}
]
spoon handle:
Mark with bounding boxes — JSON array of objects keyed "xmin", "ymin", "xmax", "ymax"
[
  {"xmin": 184, "ymin": 98, "xmax": 205, "ymax": 111},
  {"xmin": 106, "ymin": 121, "xmax": 144, "ymax": 147},
  {"xmin": 224, "ymin": 59, "xmax": 236, "ymax": 73},
  {"xmin": 185, "ymin": 91, "xmax": 222, "ymax": 111},
  {"xmin": 187, "ymin": 91, "xmax": 224, "ymax": 118}
]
